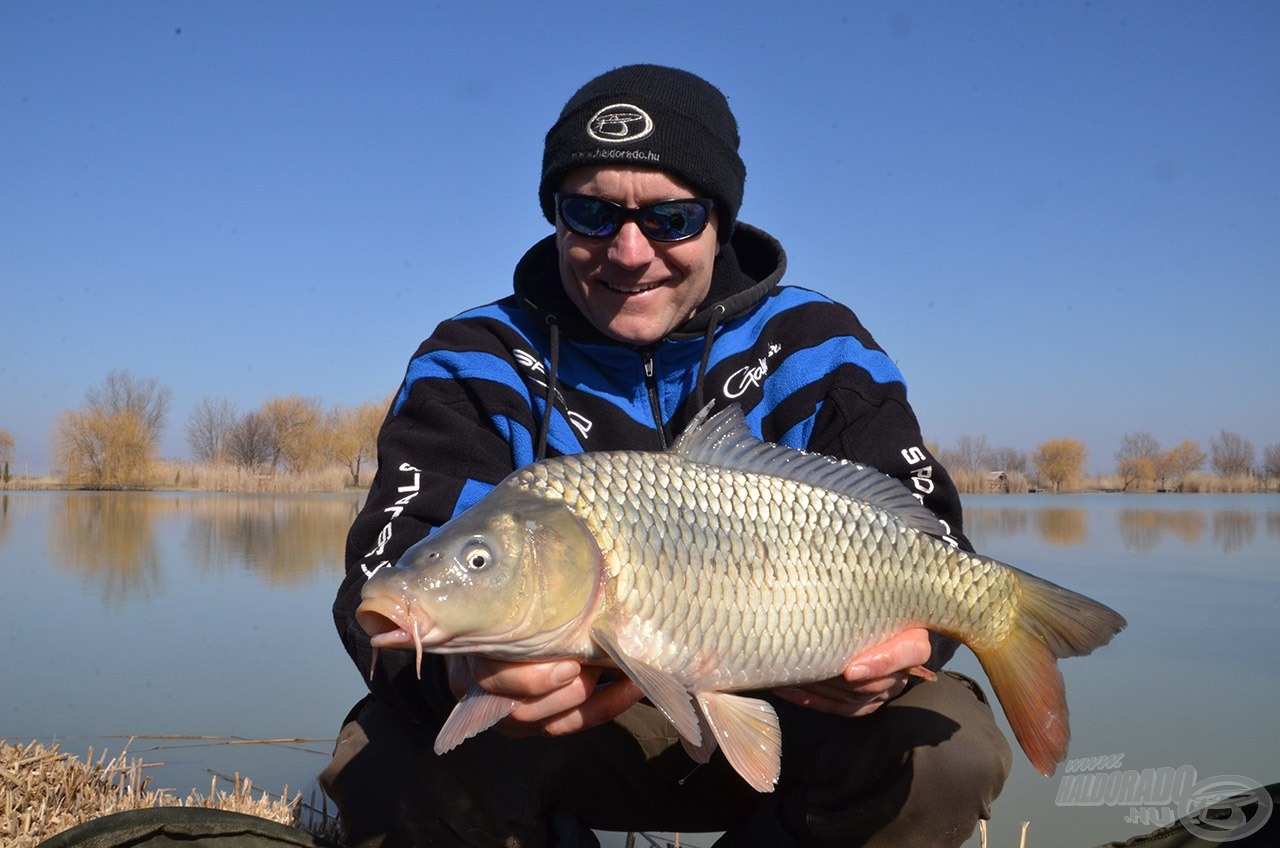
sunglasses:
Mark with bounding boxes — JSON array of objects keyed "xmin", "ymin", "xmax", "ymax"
[{"xmin": 556, "ymin": 193, "xmax": 715, "ymax": 242}]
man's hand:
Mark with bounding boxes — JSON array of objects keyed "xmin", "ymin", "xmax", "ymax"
[
  {"xmin": 447, "ymin": 656, "xmax": 643, "ymax": 739},
  {"xmin": 772, "ymin": 627, "xmax": 933, "ymax": 717}
]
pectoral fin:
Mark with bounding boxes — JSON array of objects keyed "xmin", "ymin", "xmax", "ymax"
[
  {"xmin": 594, "ymin": 629, "xmax": 702, "ymax": 746},
  {"xmin": 696, "ymin": 691, "xmax": 782, "ymax": 793},
  {"xmin": 433, "ymin": 682, "xmax": 518, "ymax": 755}
]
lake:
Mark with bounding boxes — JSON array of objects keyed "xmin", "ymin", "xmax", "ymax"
[{"xmin": 2, "ymin": 491, "xmax": 1277, "ymax": 846}]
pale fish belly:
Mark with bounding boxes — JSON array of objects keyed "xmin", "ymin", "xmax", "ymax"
[{"xmin": 541, "ymin": 451, "xmax": 1017, "ymax": 693}]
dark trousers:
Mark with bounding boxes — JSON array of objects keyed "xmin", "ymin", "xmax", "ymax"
[{"xmin": 319, "ymin": 672, "xmax": 1011, "ymax": 848}]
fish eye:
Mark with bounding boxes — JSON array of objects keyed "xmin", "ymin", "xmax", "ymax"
[{"xmin": 462, "ymin": 542, "xmax": 492, "ymax": 571}]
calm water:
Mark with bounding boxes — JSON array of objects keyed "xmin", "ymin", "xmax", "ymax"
[
  {"xmin": 2, "ymin": 492, "xmax": 1278, "ymax": 846},
  {"xmin": 0, "ymin": 491, "xmax": 369, "ymax": 806}
]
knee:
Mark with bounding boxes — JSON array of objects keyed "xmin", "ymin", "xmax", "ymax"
[
  {"xmin": 880, "ymin": 675, "xmax": 1014, "ymax": 845},
  {"xmin": 801, "ymin": 673, "xmax": 1012, "ymax": 847},
  {"xmin": 921, "ymin": 673, "xmax": 1014, "ymax": 804},
  {"xmin": 912, "ymin": 710, "xmax": 1013, "ymax": 819},
  {"xmin": 319, "ymin": 696, "xmax": 551, "ymax": 847}
]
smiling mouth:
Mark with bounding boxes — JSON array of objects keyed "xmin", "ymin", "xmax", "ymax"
[{"xmin": 597, "ymin": 278, "xmax": 661, "ymax": 295}]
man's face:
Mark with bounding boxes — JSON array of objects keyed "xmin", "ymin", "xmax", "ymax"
[{"xmin": 556, "ymin": 167, "xmax": 719, "ymax": 346}]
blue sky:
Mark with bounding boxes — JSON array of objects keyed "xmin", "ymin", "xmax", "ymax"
[{"xmin": 3, "ymin": 1, "xmax": 1277, "ymax": 475}]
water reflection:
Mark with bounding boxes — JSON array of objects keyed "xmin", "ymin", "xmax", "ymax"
[
  {"xmin": 1212, "ymin": 510, "xmax": 1256, "ymax": 553},
  {"xmin": 964, "ymin": 507, "xmax": 1029, "ymax": 540},
  {"xmin": 1118, "ymin": 510, "xmax": 1205, "ymax": 552},
  {"xmin": 1036, "ymin": 508, "xmax": 1087, "ymax": 548},
  {"xmin": 0, "ymin": 494, "xmax": 12, "ymax": 548},
  {"xmin": 50, "ymin": 493, "xmax": 164, "ymax": 608},
  {"xmin": 967, "ymin": 498, "xmax": 1271, "ymax": 554},
  {"xmin": 966, "ymin": 505, "xmax": 1089, "ymax": 547},
  {"xmin": 183, "ymin": 495, "xmax": 361, "ymax": 585},
  {"xmin": 46, "ymin": 493, "xmax": 361, "ymax": 606}
]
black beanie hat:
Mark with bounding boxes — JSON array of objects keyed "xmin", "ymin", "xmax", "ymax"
[{"xmin": 540, "ymin": 64, "xmax": 746, "ymax": 243}]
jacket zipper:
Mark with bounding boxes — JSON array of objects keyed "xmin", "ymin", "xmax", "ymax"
[{"xmin": 642, "ymin": 350, "xmax": 668, "ymax": 450}]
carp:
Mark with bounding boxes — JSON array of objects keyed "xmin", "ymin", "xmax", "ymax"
[{"xmin": 357, "ymin": 403, "xmax": 1125, "ymax": 792}]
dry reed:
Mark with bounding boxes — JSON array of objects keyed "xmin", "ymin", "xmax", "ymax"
[
  {"xmin": 152, "ymin": 461, "xmax": 355, "ymax": 494},
  {"xmin": 0, "ymin": 739, "xmax": 340, "ymax": 848}
]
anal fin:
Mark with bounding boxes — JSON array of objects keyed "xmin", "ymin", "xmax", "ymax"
[{"xmin": 696, "ymin": 691, "xmax": 782, "ymax": 793}]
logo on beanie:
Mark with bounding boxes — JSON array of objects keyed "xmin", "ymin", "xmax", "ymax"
[{"xmin": 587, "ymin": 104, "xmax": 654, "ymax": 143}]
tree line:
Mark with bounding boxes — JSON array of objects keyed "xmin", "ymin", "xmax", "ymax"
[
  {"xmin": 3, "ymin": 370, "xmax": 1277, "ymax": 493},
  {"xmin": 11, "ymin": 370, "xmax": 387, "ymax": 490},
  {"xmin": 935, "ymin": 430, "xmax": 1280, "ymax": 494}
]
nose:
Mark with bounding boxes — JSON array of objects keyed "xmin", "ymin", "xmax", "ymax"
[{"xmin": 606, "ymin": 220, "xmax": 655, "ymax": 269}]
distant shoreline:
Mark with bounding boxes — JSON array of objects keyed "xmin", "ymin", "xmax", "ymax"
[{"xmin": 3, "ymin": 478, "xmax": 1274, "ymax": 496}]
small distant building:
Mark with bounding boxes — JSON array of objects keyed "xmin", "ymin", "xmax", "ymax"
[{"xmin": 986, "ymin": 471, "xmax": 1010, "ymax": 493}]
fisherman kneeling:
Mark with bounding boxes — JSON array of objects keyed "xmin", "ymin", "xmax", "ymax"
[{"xmin": 322, "ymin": 64, "xmax": 1012, "ymax": 848}]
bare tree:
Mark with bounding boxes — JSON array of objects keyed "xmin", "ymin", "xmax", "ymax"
[
  {"xmin": 1034, "ymin": 438, "xmax": 1088, "ymax": 493},
  {"xmin": 1261, "ymin": 443, "xmax": 1280, "ymax": 488},
  {"xmin": 186, "ymin": 397, "xmax": 239, "ymax": 463},
  {"xmin": 327, "ymin": 400, "xmax": 386, "ymax": 487},
  {"xmin": 54, "ymin": 371, "xmax": 171, "ymax": 488},
  {"xmin": 0, "ymin": 428, "xmax": 15, "ymax": 484},
  {"xmin": 1167, "ymin": 438, "xmax": 1203, "ymax": 491},
  {"xmin": 226, "ymin": 411, "xmax": 275, "ymax": 471},
  {"xmin": 260, "ymin": 395, "xmax": 325, "ymax": 473},
  {"xmin": 56, "ymin": 408, "xmax": 153, "ymax": 488},
  {"xmin": 1115, "ymin": 431, "xmax": 1161, "ymax": 491},
  {"xmin": 1209, "ymin": 430, "xmax": 1255, "ymax": 477},
  {"xmin": 990, "ymin": 446, "xmax": 1028, "ymax": 475},
  {"xmin": 86, "ymin": 369, "xmax": 171, "ymax": 444},
  {"xmin": 952, "ymin": 435, "xmax": 994, "ymax": 472}
]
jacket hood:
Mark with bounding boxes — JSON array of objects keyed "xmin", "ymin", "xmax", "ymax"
[{"xmin": 512, "ymin": 222, "xmax": 787, "ymax": 345}]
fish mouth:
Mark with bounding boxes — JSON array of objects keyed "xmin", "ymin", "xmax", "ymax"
[{"xmin": 356, "ymin": 595, "xmax": 447, "ymax": 679}]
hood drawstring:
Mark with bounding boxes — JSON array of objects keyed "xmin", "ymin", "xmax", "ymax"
[
  {"xmin": 536, "ymin": 303, "xmax": 721, "ymax": 460},
  {"xmin": 536, "ymin": 316, "xmax": 561, "ymax": 461},
  {"xmin": 693, "ymin": 304, "xmax": 725, "ymax": 413}
]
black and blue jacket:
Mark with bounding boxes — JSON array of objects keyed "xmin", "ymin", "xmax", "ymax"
[{"xmin": 335, "ymin": 223, "xmax": 969, "ymax": 721}]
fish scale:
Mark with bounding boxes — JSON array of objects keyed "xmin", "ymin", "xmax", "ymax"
[{"xmin": 357, "ymin": 403, "xmax": 1126, "ymax": 791}]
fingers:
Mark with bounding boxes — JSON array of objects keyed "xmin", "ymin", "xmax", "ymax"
[
  {"xmin": 468, "ymin": 656, "xmax": 581, "ymax": 698},
  {"xmin": 536, "ymin": 677, "xmax": 644, "ymax": 737},
  {"xmin": 774, "ymin": 673, "xmax": 911, "ymax": 718},
  {"xmin": 445, "ymin": 628, "xmax": 937, "ymax": 733},
  {"xmin": 842, "ymin": 627, "xmax": 932, "ymax": 682},
  {"xmin": 449, "ymin": 656, "xmax": 643, "ymax": 739},
  {"xmin": 772, "ymin": 628, "xmax": 934, "ymax": 719}
]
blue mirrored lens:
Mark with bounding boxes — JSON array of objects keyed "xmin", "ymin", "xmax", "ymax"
[
  {"xmin": 643, "ymin": 201, "xmax": 708, "ymax": 241},
  {"xmin": 558, "ymin": 195, "xmax": 711, "ymax": 242},
  {"xmin": 560, "ymin": 196, "xmax": 617, "ymax": 237}
]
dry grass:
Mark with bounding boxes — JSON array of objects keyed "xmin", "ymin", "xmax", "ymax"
[
  {"xmin": 0, "ymin": 464, "xmax": 360, "ymax": 494},
  {"xmin": 0, "ymin": 476, "xmax": 63, "ymax": 491},
  {"xmin": 153, "ymin": 461, "xmax": 356, "ymax": 493},
  {"xmin": 0, "ymin": 739, "xmax": 341, "ymax": 848}
]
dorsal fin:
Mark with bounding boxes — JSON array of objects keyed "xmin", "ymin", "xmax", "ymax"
[{"xmin": 673, "ymin": 403, "xmax": 946, "ymax": 538}]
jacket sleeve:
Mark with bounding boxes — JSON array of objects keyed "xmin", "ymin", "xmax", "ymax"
[
  {"xmin": 333, "ymin": 349, "xmax": 522, "ymax": 723},
  {"xmin": 807, "ymin": 385, "xmax": 971, "ymax": 670}
]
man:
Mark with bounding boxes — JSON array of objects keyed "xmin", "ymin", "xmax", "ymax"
[{"xmin": 323, "ymin": 64, "xmax": 1010, "ymax": 847}]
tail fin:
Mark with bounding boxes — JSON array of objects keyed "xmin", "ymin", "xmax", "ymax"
[{"xmin": 973, "ymin": 570, "xmax": 1126, "ymax": 776}]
